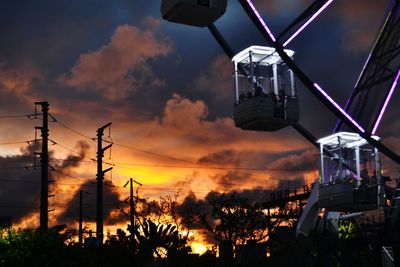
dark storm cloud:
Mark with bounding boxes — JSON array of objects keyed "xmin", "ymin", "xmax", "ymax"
[
  {"xmin": 198, "ymin": 150, "xmax": 241, "ymax": 166},
  {"xmin": 57, "ymin": 180, "xmax": 126, "ymax": 225},
  {"xmin": 198, "ymin": 148, "xmax": 317, "ymax": 186},
  {"xmin": 203, "ymin": 188, "xmax": 273, "ymax": 206},
  {"xmin": 198, "ymin": 148, "xmax": 316, "ymax": 167},
  {"xmin": 0, "ymin": 143, "xmax": 41, "ymax": 223},
  {"xmin": 176, "ymin": 191, "xmax": 207, "ymax": 230},
  {"xmin": 210, "ymin": 171, "xmax": 252, "ymax": 190},
  {"xmin": 57, "ymin": 141, "xmax": 90, "ymax": 170},
  {"xmin": 50, "ymin": 141, "xmax": 127, "ymax": 226},
  {"xmin": 191, "ymin": 147, "xmax": 318, "ymax": 197},
  {"xmin": 0, "ymin": 141, "xmax": 91, "ymax": 225}
]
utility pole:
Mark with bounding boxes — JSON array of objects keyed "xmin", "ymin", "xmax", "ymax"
[
  {"xmin": 79, "ymin": 190, "xmax": 83, "ymax": 247},
  {"xmin": 78, "ymin": 190, "xmax": 89, "ymax": 247},
  {"xmin": 35, "ymin": 101, "xmax": 49, "ymax": 231},
  {"xmin": 96, "ymin": 123, "xmax": 112, "ymax": 245},
  {"xmin": 124, "ymin": 178, "xmax": 142, "ymax": 246},
  {"xmin": 129, "ymin": 178, "xmax": 134, "ymax": 234}
]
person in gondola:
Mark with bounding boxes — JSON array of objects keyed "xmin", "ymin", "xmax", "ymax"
[
  {"xmin": 278, "ymin": 89, "xmax": 286, "ymax": 103},
  {"xmin": 239, "ymin": 92, "xmax": 246, "ymax": 101},
  {"xmin": 254, "ymin": 84, "xmax": 263, "ymax": 96},
  {"xmin": 360, "ymin": 169, "xmax": 369, "ymax": 188},
  {"xmin": 370, "ymin": 170, "xmax": 378, "ymax": 185},
  {"xmin": 272, "ymin": 89, "xmax": 286, "ymax": 119}
]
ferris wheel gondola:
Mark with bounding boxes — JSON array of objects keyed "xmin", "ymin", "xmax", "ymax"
[
  {"xmin": 161, "ymin": 0, "xmax": 227, "ymax": 27},
  {"xmin": 232, "ymin": 46, "xmax": 299, "ymax": 131}
]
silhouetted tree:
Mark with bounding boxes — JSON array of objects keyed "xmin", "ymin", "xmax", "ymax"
[
  {"xmin": 133, "ymin": 219, "xmax": 191, "ymax": 264},
  {"xmin": 0, "ymin": 225, "xmax": 75, "ymax": 267},
  {"xmin": 201, "ymin": 193, "xmax": 269, "ymax": 253}
]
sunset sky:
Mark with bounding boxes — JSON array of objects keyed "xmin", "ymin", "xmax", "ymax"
[{"xmin": 0, "ymin": 0, "xmax": 399, "ymax": 249}]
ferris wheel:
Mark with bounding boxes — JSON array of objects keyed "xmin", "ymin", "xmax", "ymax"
[
  {"xmin": 161, "ymin": 0, "xmax": 400, "ymax": 235},
  {"xmin": 161, "ymin": 0, "xmax": 400, "ymax": 163}
]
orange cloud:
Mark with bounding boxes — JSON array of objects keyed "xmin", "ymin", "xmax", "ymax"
[
  {"xmin": 268, "ymin": 149, "xmax": 317, "ymax": 170},
  {"xmin": 60, "ymin": 21, "xmax": 173, "ymax": 100},
  {"xmin": 0, "ymin": 62, "xmax": 42, "ymax": 102},
  {"xmin": 132, "ymin": 93, "xmax": 310, "ymax": 159}
]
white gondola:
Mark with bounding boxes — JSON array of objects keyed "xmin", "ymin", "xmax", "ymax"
[
  {"xmin": 232, "ymin": 46, "xmax": 299, "ymax": 131},
  {"xmin": 161, "ymin": 0, "xmax": 227, "ymax": 27},
  {"xmin": 317, "ymin": 132, "xmax": 384, "ymax": 212}
]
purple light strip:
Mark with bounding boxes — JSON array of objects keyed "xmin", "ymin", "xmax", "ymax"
[
  {"xmin": 314, "ymin": 83, "xmax": 365, "ymax": 133},
  {"xmin": 372, "ymin": 68, "xmax": 400, "ymax": 134},
  {"xmin": 246, "ymin": 0, "xmax": 276, "ymax": 42},
  {"xmin": 283, "ymin": 0, "xmax": 335, "ymax": 47}
]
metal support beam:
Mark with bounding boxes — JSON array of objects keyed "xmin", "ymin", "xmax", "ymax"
[
  {"xmin": 336, "ymin": 1, "xmax": 400, "ymax": 133},
  {"xmin": 355, "ymin": 146, "xmax": 361, "ymax": 188}
]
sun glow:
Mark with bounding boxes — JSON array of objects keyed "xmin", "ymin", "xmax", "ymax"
[{"xmin": 191, "ymin": 241, "xmax": 208, "ymax": 255}]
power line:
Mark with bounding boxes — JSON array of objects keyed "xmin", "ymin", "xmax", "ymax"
[
  {"xmin": 0, "ymin": 178, "xmax": 40, "ymax": 184},
  {"xmin": 0, "ymin": 140, "xmax": 35, "ymax": 146},
  {"xmin": 51, "ymin": 158, "xmax": 96, "ymax": 164},
  {"xmin": 0, "ymin": 177, "xmax": 97, "ymax": 187},
  {"xmin": 0, "ymin": 113, "xmax": 37, "ymax": 119},
  {"xmin": 103, "ymin": 140, "xmax": 195, "ymax": 165},
  {"xmin": 0, "ymin": 203, "xmax": 75, "ymax": 209},
  {"xmin": 49, "ymin": 114, "xmax": 95, "ymax": 141},
  {"xmin": 0, "ymin": 166, "xmax": 32, "ymax": 170},
  {"xmin": 0, "ymin": 204, "xmax": 40, "ymax": 209},
  {"xmin": 52, "ymin": 168, "xmax": 91, "ymax": 182},
  {"xmin": 50, "ymin": 139, "xmax": 96, "ymax": 162}
]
